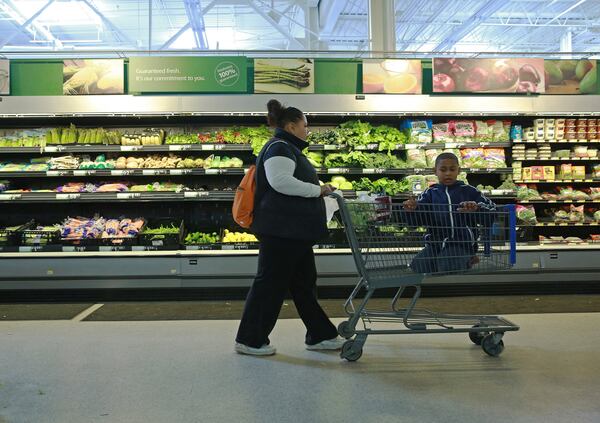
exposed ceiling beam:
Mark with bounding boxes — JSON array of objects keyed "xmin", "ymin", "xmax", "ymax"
[
  {"xmin": 184, "ymin": 0, "xmax": 209, "ymax": 49},
  {"xmin": 432, "ymin": 0, "xmax": 507, "ymax": 52},
  {"xmin": 159, "ymin": 0, "xmax": 218, "ymax": 50},
  {"xmin": 80, "ymin": 0, "xmax": 136, "ymax": 46},
  {"xmin": 501, "ymin": 0, "xmax": 588, "ymax": 51},
  {"xmin": 0, "ymin": 0, "xmax": 56, "ymax": 49},
  {"xmin": 1, "ymin": 0, "xmax": 63, "ymax": 48},
  {"xmin": 246, "ymin": 0, "xmax": 305, "ymax": 49},
  {"xmin": 318, "ymin": 0, "xmax": 346, "ymax": 34}
]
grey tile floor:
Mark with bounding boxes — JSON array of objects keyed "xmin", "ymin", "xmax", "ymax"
[{"xmin": 1, "ymin": 313, "xmax": 599, "ymax": 423}]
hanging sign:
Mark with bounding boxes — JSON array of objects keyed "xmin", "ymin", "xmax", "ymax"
[
  {"xmin": 432, "ymin": 58, "xmax": 545, "ymax": 94},
  {"xmin": 128, "ymin": 57, "xmax": 247, "ymax": 93},
  {"xmin": 544, "ymin": 59, "xmax": 597, "ymax": 94},
  {"xmin": 362, "ymin": 59, "xmax": 422, "ymax": 94}
]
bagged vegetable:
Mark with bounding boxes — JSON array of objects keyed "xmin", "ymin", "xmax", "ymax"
[
  {"xmin": 484, "ymin": 148, "xmax": 507, "ymax": 168},
  {"xmin": 553, "ymin": 209, "xmax": 569, "ymax": 222},
  {"xmin": 571, "ymin": 190, "xmax": 591, "ymax": 200},
  {"xmin": 432, "ymin": 123, "xmax": 453, "ymax": 143},
  {"xmin": 404, "ymin": 175, "xmax": 427, "ymax": 191},
  {"xmin": 451, "ymin": 120, "xmax": 476, "ymax": 143},
  {"xmin": 594, "ymin": 210, "xmax": 600, "ymax": 221},
  {"xmin": 590, "ymin": 187, "xmax": 600, "ymax": 200},
  {"xmin": 425, "ymin": 149, "xmax": 441, "ymax": 167},
  {"xmin": 569, "ymin": 205, "xmax": 585, "ymax": 222},
  {"xmin": 475, "ymin": 121, "xmax": 493, "ymax": 142},
  {"xmin": 516, "ymin": 185, "xmax": 542, "ymax": 201},
  {"xmin": 400, "ymin": 119, "xmax": 432, "ymax": 144},
  {"xmin": 594, "ymin": 164, "xmax": 600, "ymax": 178},
  {"xmin": 516, "ymin": 205, "xmax": 537, "ymax": 225},
  {"xmin": 406, "ymin": 149, "xmax": 428, "ymax": 168},
  {"xmin": 461, "ymin": 148, "xmax": 486, "ymax": 168},
  {"xmin": 488, "ymin": 120, "xmax": 510, "ymax": 142}
]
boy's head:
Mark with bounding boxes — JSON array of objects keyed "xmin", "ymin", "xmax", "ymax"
[{"xmin": 434, "ymin": 152, "xmax": 460, "ymax": 186}]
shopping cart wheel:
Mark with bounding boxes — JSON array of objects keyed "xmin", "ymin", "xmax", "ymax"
[
  {"xmin": 481, "ymin": 334, "xmax": 505, "ymax": 357},
  {"xmin": 340, "ymin": 340, "xmax": 363, "ymax": 362},
  {"xmin": 468, "ymin": 325, "xmax": 488, "ymax": 346},
  {"xmin": 337, "ymin": 321, "xmax": 354, "ymax": 339}
]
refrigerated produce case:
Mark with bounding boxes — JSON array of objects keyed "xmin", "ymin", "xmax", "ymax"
[{"xmin": 1, "ymin": 94, "xmax": 599, "ymax": 290}]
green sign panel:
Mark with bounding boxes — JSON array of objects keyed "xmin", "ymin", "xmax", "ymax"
[
  {"xmin": 10, "ymin": 61, "xmax": 63, "ymax": 96},
  {"xmin": 128, "ymin": 57, "xmax": 247, "ymax": 93},
  {"xmin": 315, "ymin": 60, "xmax": 360, "ymax": 94}
]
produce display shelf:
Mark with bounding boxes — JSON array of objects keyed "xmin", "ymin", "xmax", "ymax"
[
  {"xmin": 518, "ymin": 200, "xmax": 600, "ymax": 204},
  {"xmin": 353, "ymin": 142, "xmax": 511, "ymax": 151},
  {"xmin": 316, "ymin": 167, "xmax": 513, "ymax": 175},
  {"xmin": 513, "ymin": 140, "xmax": 600, "ymax": 144},
  {"xmin": 0, "ymin": 168, "xmax": 248, "ymax": 178},
  {"xmin": 513, "ymin": 157, "xmax": 600, "ymax": 161},
  {"xmin": 519, "ymin": 222, "xmax": 600, "ymax": 227},
  {"xmin": 0, "ymin": 191, "xmax": 239, "ymax": 203},
  {"xmin": 514, "ymin": 179, "xmax": 600, "ymax": 184}
]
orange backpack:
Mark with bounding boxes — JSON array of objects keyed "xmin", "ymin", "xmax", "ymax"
[{"xmin": 232, "ymin": 165, "xmax": 257, "ymax": 228}]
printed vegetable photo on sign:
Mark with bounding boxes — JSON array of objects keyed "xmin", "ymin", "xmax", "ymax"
[
  {"xmin": 362, "ymin": 59, "xmax": 422, "ymax": 94},
  {"xmin": 63, "ymin": 59, "xmax": 124, "ymax": 95},
  {"xmin": 254, "ymin": 59, "xmax": 314, "ymax": 93},
  {"xmin": 544, "ymin": 59, "xmax": 597, "ymax": 94}
]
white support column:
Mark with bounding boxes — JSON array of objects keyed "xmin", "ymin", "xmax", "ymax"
[
  {"xmin": 560, "ymin": 30, "xmax": 573, "ymax": 59},
  {"xmin": 306, "ymin": 4, "xmax": 323, "ymax": 50},
  {"xmin": 368, "ymin": 0, "xmax": 396, "ymax": 55}
]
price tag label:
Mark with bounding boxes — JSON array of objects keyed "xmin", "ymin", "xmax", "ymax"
[
  {"xmin": 168, "ymin": 169, "xmax": 192, "ymax": 176},
  {"xmin": 121, "ymin": 146, "xmax": 142, "ymax": 152},
  {"xmin": 155, "ymin": 170, "xmax": 170, "ymax": 176},
  {"xmin": 44, "ymin": 146, "xmax": 65, "ymax": 153},
  {"xmin": 205, "ymin": 169, "xmax": 220, "ymax": 175},
  {"xmin": 201, "ymin": 144, "xmax": 215, "ymax": 151},
  {"xmin": 184, "ymin": 191, "xmax": 200, "ymax": 198},
  {"xmin": 56, "ymin": 193, "xmax": 81, "ymax": 200},
  {"xmin": 480, "ymin": 142, "xmax": 490, "ymax": 147},
  {"xmin": 363, "ymin": 168, "xmax": 385, "ymax": 174},
  {"xmin": 214, "ymin": 144, "xmax": 226, "ymax": 150},
  {"xmin": 328, "ymin": 168, "xmax": 349, "ymax": 174},
  {"xmin": 111, "ymin": 170, "xmax": 134, "ymax": 176},
  {"xmin": 413, "ymin": 168, "xmax": 426, "ymax": 173},
  {"xmin": 485, "ymin": 168, "xmax": 496, "ymax": 173},
  {"xmin": 324, "ymin": 144, "xmax": 338, "ymax": 151},
  {"xmin": 19, "ymin": 246, "xmax": 43, "ymax": 252},
  {"xmin": 168, "ymin": 145, "xmax": 192, "ymax": 151},
  {"xmin": 46, "ymin": 171, "xmax": 69, "ymax": 177},
  {"xmin": 73, "ymin": 170, "xmax": 91, "ymax": 176},
  {"xmin": 445, "ymin": 143, "xmax": 458, "ymax": 148},
  {"xmin": 116, "ymin": 193, "xmax": 141, "ymax": 200},
  {"xmin": 0, "ymin": 194, "xmax": 21, "ymax": 200},
  {"xmin": 404, "ymin": 144, "xmax": 418, "ymax": 149}
]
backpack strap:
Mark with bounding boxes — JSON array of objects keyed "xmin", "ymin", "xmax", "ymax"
[{"xmin": 254, "ymin": 138, "xmax": 297, "ymax": 202}]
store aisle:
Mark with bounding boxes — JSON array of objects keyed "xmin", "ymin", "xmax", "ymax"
[{"xmin": 1, "ymin": 313, "xmax": 599, "ymax": 423}]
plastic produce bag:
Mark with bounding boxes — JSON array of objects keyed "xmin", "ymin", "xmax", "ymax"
[
  {"xmin": 475, "ymin": 121, "xmax": 493, "ymax": 142},
  {"xmin": 401, "ymin": 119, "xmax": 432, "ymax": 144},
  {"xmin": 484, "ymin": 148, "xmax": 507, "ymax": 168},
  {"xmin": 425, "ymin": 149, "xmax": 441, "ymax": 167},
  {"xmin": 406, "ymin": 149, "xmax": 428, "ymax": 168},
  {"xmin": 451, "ymin": 120, "xmax": 476, "ymax": 142},
  {"xmin": 460, "ymin": 148, "xmax": 486, "ymax": 168},
  {"xmin": 432, "ymin": 123, "xmax": 453, "ymax": 143},
  {"xmin": 516, "ymin": 205, "xmax": 537, "ymax": 225}
]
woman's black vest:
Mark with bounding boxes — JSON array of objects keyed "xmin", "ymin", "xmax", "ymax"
[{"xmin": 250, "ymin": 129, "xmax": 327, "ymax": 242}]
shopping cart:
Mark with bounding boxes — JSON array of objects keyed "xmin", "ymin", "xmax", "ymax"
[{"xmin": 332, "ymin": 193, "xmax": 520, "ymax": 361}]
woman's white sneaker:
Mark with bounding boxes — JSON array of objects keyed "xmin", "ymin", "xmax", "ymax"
[
  {"xmin": 235, "ymin": 342, "xmax": 276, "ymax": 356},
  {"xmin": 306, "ymin": 336, "xmax": 345, "ymax": 351}
]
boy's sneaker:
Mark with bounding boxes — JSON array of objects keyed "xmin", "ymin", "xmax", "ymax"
[
  {"xmin": 235, "ymin": 342, "xmax": 276, "ymax": 356},
  {"xmin": 306, "ymin": 336, "xmax": 345, "ymax": 351}
]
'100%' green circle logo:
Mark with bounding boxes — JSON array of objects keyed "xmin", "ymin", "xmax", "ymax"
[{"xmin": 215, "ymin": 62, "xmax": 240, "ymax": 87}]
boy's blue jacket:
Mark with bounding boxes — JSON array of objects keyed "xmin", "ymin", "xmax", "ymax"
[{"xmin": 407, "ymin": 181, "xmax": 496, "ymax": 246}]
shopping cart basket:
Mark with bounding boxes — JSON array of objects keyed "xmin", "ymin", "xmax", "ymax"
[{"xmin": 332, "ymin": 193, "xmax": 520, "ymax": 361}]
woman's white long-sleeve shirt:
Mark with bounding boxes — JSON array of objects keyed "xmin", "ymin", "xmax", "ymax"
[{"xmin": 263, "ymin": 156, "xmax": 321, "ymax": 198}]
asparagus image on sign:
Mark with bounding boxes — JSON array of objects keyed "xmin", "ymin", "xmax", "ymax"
[
  {"xmin": 254, "ymin": 59, "xmax": 314, "ymax": 93},
  {"xmin": 63, "ymin": 59, "xmax": 125, "ymax": 95},
  {"xmin": 0, "ymin": 59, "xmax": 9, "ymax": 95}
]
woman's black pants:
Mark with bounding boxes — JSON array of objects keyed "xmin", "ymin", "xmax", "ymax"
[{"xmin": 235, "ymin": 235, "xmax": 338, "ymax": 348}]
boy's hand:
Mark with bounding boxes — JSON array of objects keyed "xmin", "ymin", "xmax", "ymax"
[
  {"xmin": 458, "ymin": 201, "xmax": 478, "ymax": 212},
  {"xmin": 403, "ymin": 196, "xmax": 417, "ymax": 211}
]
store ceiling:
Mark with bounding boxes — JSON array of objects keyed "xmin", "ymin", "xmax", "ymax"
[{"xmin": 0, "ymin": 0, "xmax": 598, "ymax": 56}]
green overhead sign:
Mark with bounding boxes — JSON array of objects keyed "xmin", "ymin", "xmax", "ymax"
[{"xmin": 128, "ymin": 57, "xmax": 247, "ymax": 93}]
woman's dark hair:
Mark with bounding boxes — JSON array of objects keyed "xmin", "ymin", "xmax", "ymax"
[
  {"xmin": 267, "ymin": 99, "xmax": 304, "ymax": 128},
  {"xmin": 434, "ymin": 152, "xmax": 460, "ymax": 168}
]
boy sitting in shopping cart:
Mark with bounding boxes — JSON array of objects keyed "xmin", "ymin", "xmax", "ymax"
[{"xmin": 402, "ymin": 152, "xmax": 496, "ymax": 274}]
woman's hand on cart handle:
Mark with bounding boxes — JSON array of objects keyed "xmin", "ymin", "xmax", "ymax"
[
  {"xmin": 403, "ymin": 196, "xmax": 417, "ymax": 211},
  {"xmin": 320, "ymin": 183, "xmax": 336, "ymax": 197},
  {"xmin": 458, "ymin": 201, "xmax": 478, "ymax": 212}
]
